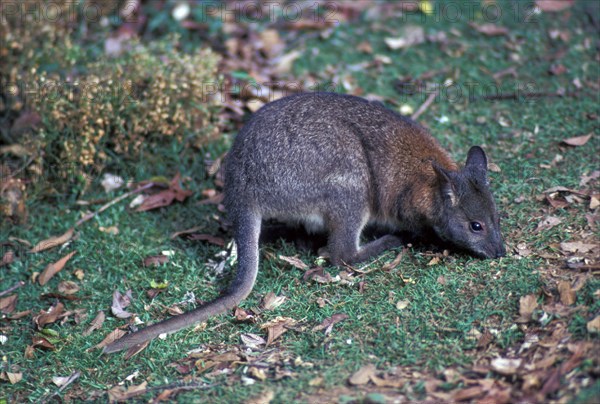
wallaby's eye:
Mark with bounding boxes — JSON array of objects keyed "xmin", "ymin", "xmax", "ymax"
[{"xmin": 470, "ymin": 221, "xmax": 483, "ymax": 232}]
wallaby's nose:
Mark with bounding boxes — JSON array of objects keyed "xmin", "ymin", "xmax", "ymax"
[{"xmin": 495, "ymin": 245, "xmax": 506, "ymax": 258}]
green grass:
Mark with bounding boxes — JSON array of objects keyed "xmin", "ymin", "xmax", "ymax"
[{"xmin": 1, "ymin": 1, "xmax": 599, "ymax": 402}]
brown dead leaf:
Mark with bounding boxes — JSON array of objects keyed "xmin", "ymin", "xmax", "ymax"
[
  {"xmin": 273, "ymin": 50, "xmax": 302, "ymax": 75},
  {"xmin": 279, "ymin": 255, "xmax": 309, "ymax": 270},
  {"xmin": 587, "ymin": 315, "xmax": 600, "ymax": 333},
  {"xmin": 124, "ymin": 340, "xmax": 150, "ymax": 359},
  {"xmin": 38, "ymin": 251, "xmax": 76, "ymax": 286},
  {"xmin": 5, "ymin": 371, "xmax": 23, "ymax": 384},
  {"xmin": 1, "ymin": 250, "xmax": 14, "ymax": 267},
  {"xmin": 560, "ymin": 241, "xmax": 597, "ymax": 254},
  {"xmin": 384, "ymin": 25, "xmax": 425, "ymax": 49},
  {"xmin": 111, "ymin": 289, "xmax": 133, "ymax": 318},
  {"xmin": 491, "ymin": 357, "xmax": 522, "ymax": 376},
  {"xmin": 94, "ymin": 328, "xmax": 128, "ymax": 350},
  {"xmin": 535, "ymin": 0, "xmax": 575, "ymax": 12},
  {"xmin": 549, "ymin": 63, "xmax": 567, "ymax": 76},
  {"xmin": 381, "ymin": 251, "xmax": 403, "ymax": 271},
  {"xmin": 136, "ymin": 173, "xmax": 192, "ymax": 211},
  {"xmin": 259, "ymin": 29, "xmax": 283, "ymax": 57},
  {"xmin": 188, "ymin": 233, "xmax": 225, "ymax": 247},
  {"xmin": 303, "ymin": 267, "xmax": 335, "ymax": 283},
  {"xmin": 313, "ymin": 313, "xmax": 349, "ymax": 335},
  {"xmin": 469, "ymin": 22, "xmax": 509, "ymax": 36},
  {"xmin": 0, "ymin": 294, "xmax": 17, "ymax": 314},
  {"xmin": 558, "ymin": 281, "xmax": 576, "ymax": 305},
  {"xmin": 33, "ymin": 302, "xmax": 65, "ymax": 328},
  {"xmin": 107, "ymin": 381, "xmax": 148, "ymax": 402},
  {"xmin": 370, "ymin": 373, "xmax": 405, "ymax": 388},
  {"xmin": 24, "ymin": 345, "xmax": 35, "ymax": 358},
  {"xmin": 517, "ymin": 294, "xmax": 538, "ymax": 323},
  {"xmin": 477, "ymin": 329, "xmax": 495, "ymax": 349},
  {"xmin": 30, "ymin": 228, "xmax": 74, "ymax": 253},
  {"xmin": 170, "ymin": 226, "xmax": 204, "ymax": 239},
  {"xmin": 9, "ymin": 310, "xmax": 31, "ymax": 320},
  {"xmin": 262, "ymin": 292, "xmax": 286, "ymax": 311},
  {"xmin": 454, "ymin": 385, "xmax": 484, "ymax": 401},
  {"xmin": 246, "ymin": 389, "xmax": 275, "ymax": 404},
  {"xmin": 241, "ymin": 333, "xmax": 266, "ymax": 348},
  {"xmin": 57, "ymin": 280, "xmax": 79, "ymax": 295},
  {"xmin": 234, "ymin": 307, "xmax": 253, "ymax": 322},
  {"xmin": 535, "ymin": 216, "xmax": 562, "ymax": 233},
  {"xmin": 32, "ymin": 335, "xmax": 56, "ymax": 350},
  {"xmin": 348, "ymin": 364, "xmax": 376, "ymax": 385},
  {"xmin": 83, "ymin": 311, "xmax": 105, "ymax": 337},
  {"xmin": 143, "ymin": 254, "xmax": 169, "ymax": 267},
  {"xmin": 580, "ymin": 170, "xmax": 600, "ymax": 187},
  {"xmin": 260, "ymin": 317, "xmax": 296, "ymax": 346},
  {"xmin": 561, "ymin": 133, "xmax": 592, "ymax": 147}
]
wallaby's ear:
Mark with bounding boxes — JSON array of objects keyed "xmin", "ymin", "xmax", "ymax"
[
  {"xmin": 465, "ymin": 146, "xmax": 488, "ymax": 183},
  {"xmin": 432, "ymin": 161, "xmax": 458, "ymax": 206}
]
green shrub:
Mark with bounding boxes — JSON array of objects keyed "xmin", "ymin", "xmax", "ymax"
[{"xmin": 1, "ymin": 0, "xmax": 221, "ymax": 183}]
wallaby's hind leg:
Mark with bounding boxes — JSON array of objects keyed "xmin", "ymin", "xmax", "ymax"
[{"xmin": 327, "ymin": 211, "xmax": 402, "ymax": 266}]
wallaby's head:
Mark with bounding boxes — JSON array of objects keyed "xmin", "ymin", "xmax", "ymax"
[{"xmin": 432, "ymin": 146, "xmax": 506, "ymax": 259}]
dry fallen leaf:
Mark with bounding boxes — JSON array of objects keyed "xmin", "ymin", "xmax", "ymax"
[
  {"xmin": 587, "ymin": 316, "xmax": 600, "ymax": 333},
  {"xmin": 136, "ymin": 173, "xmax": 192, "ymax": 212},
  {"xmin": 32, "ymin": 335, "xmax": 56, "ymax": 350},
  {"xmin": 101, "ymin": 173, "xmax": 125, "ymax": 193},
  {"xmin": 469, "ymin": 22, "xmax": 509, "ymax": 36},
  {"xmin": 83, "ymin": 311, "xmax": 106, "ymax": 337},
  {"xmin": 33, "ymin": 302, "xmax": 65, "ymax": 328},
  {"xmin": 535, "ymin": 216, "xmax": 562, "ymax": 233},
  {"xmin": 385, "ymin": 25, "xmax": 425, "ymax": 49},
  {"xmin": 279, "ymin": 255, "xmax": 309, "ymax": 270},
  {"xmin": 94, "ymin": 328, "xmax": 128, "ymax": 350},
  {"xmin": 561, "ymin": 133, "xmax": 592, "ymax": 147},
  {"xmin": 560, "ymin": 241, "xmax": 597, "ymax": 254},
  {"xmin": 57, "ymin": 280, "xmax": 80, "ymax": 295},
  {"xmin": 6, "ymin": 372, "xmax": 22, "ymax": 384},
  {"xmin": 143, "ymin": 254, "xmax": 169, "ymax": 267},
  {"xmin": 262, "ymin": 292, "xmax": 286, "ymax": 311},
  {"xmin": 491, "ymin": 357, "xmax": 522, "ymax": 376},
  {"xmin": 517, "ymin": 294, "xmax": 538, "ymax": 323},
  {"xmin": 188, "ymin": 233, "xmax": 226, "ymax": 247},
  {"xmin": 0, "ymin": 294, "xmax": 17, "ymax": 314},
  {"xmin": 241, "ymin": 333, "xmax": 266, "ymax": 348},
  {"xmin": 260, "ymin": 317, "xmax": 296, "ymax": 346},
  {"xmin": 349, "ymin": 364, "xmax": 377, "ymax": 385},
  {"xmin": 557, "ymin": 281, "xmax": 576, "ymax": 305},
  {"xmin": 30, "ymin": 228, "xmax": 74, "ymax": 253},
  {"xmin": 111, "ymin": 290, "xmax": 133, "ymax": 318},
  {"xmin": 107, "ymin": 381, "xmax": 148, "ymax": 402},
  {"xmin": 0, "ymin": 250, "xmax": 14, "ymax": 267},
  {"xmin": 396, "ymin": 300, "xmax": 410, "ymax": 310},
  {"xmin": 313, "ymin": 313, "xmax": 349, "ymax": 335},
  {"xmin": 39, "ymin": 251, "xmax": 77, "ymax": 286},
  {"xmin": 246, "ymin": 389, "xmax": 275, "ymax": 404}
]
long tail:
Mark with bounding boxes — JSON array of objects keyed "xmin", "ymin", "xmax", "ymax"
[{"xmin": 103, "ymin": 210, "xmax": 261, "ymax": 354}]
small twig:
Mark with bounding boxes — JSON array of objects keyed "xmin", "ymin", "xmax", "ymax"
[
  {"xmin": 148, "ymin": 381, "xmax": 218, "ymax": 402},
  {"xmin": 40, "ymin": 371, "xmax": 80, "ymax": 404},
  {"xmin": 411, "ymin": 89, "xmax": 439, "ymax": 121},
  {"xmin": 477, "ymin": 91, "xmax": 580, "ymax": 101},
  {"xmin": 0, "ymin": 281, "xmax": 25, "ymax": 297},
  {"xmin": 75, "ymin": 182, "xmax": 154, "ymax": 227}
]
